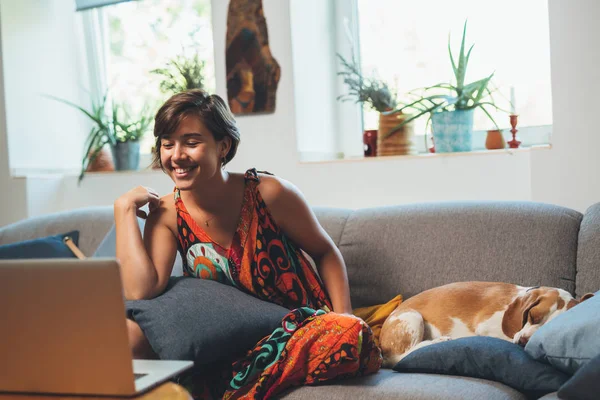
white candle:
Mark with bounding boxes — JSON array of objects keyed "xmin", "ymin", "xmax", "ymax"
[{"xmin": 510, "ymin": 87, "xmax": 516, "ymax": 115}]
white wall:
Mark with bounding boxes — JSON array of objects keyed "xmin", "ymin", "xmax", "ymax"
[
  {"xmin": 0, "ymin": 9, "xmax": 27, "ymax": 227},
  {"xmin": 1, "ymin": 0, "xmax": 599, "ymax": 226},
  {"xmin": 530, "ymin": 0, "xmax": 600, "ymax": 211},
  {"xmin": 0, "ymin": 0, "xmax": 90, "ymax": 173}
]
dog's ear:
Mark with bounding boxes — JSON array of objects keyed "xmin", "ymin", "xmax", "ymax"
[
  {"xmin": 581, "ymin": 292, "xmax": 595, "ymax": 302},
  {"xmin": 567, "ymin": 292, "xmax": 595, "ymax": 310},
  {"xmin": 502, "ymin": 290, "xmax": 541, "ymax": 338}
]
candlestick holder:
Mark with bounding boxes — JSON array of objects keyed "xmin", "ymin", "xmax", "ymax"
[{"xmin": 508, "ymin": 114, "xmax": 521, "ymax": 149}]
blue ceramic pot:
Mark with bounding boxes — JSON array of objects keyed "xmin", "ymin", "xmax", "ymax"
[
  {"xmin": 112, "ymin": 141, "xmax": 140, "ymax": 171},
  {"xmin": 431, "ymin": 109, "xmax": 474, "ymax": 153}
]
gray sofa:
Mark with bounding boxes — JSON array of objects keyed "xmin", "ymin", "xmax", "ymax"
[{"xmin": 2, "ymin": 200, "xmax": 599, "ymax": 400}]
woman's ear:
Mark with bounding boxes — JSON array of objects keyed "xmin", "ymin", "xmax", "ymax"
[{"xmin": 220, "ymin": 137, "xmax": 232, "ymax": 159}]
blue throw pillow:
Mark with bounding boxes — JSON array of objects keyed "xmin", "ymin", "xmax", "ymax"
[
  {"xmin": 557, "ymin": 351, "xmax": 600, "ymax": 400},
  {"xmin": 0, "ymin": 231, "xmax": 80, "ymax": 259},
  {"xmin": 525, "ymin": 290, "xmax": 600, "ymax": 375},
  {"xmin": 393, "ymin": 336, "xmax": 569, "ymax": 399}
]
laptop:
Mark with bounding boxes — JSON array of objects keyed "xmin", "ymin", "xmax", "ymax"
[{"xmin": 0, "ymin": 258, "xmax": 194, "ymax": 397}]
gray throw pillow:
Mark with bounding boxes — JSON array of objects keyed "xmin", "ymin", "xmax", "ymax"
[
  {"xmin": 525, "ymin": 290, "xmax": 600, "ymax": 375},
  {"xmin": 125, "ymin": 277, "xmax": 289, "ymax": 366},
  {"xmin": 93, "ymin": 220, "xmax": 183, "ymax": 277}
]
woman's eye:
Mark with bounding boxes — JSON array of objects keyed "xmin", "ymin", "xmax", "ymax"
[
  {"xmin": 161, "ymin": 143, "xmax": 173, "ymax": 149},
  {"xmin": 186, "ymin": 141, "xmax": 200, "ymax": 146}
]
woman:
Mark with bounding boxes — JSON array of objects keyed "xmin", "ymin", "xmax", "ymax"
[{"xmin": 115, "ymin": 90, "xmax": 381, "ymax": 398}]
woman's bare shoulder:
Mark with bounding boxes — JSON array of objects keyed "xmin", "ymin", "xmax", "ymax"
[
  {"xmin": 256, "ymin": 173, "xmax": 288, "ymax": 204},
  {"xmin": 256, "ymin": 173, "xmax": 305, "ymax": 210}
]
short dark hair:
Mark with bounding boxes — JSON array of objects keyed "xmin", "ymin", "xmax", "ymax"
[{"xmin": 152, "ymin": 90, "xmax": 241, "ymax": 169}]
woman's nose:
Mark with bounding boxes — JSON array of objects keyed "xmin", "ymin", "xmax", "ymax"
[{"xmin": 172, "ymin": 144, "xmax": 184, "ymax": 160}]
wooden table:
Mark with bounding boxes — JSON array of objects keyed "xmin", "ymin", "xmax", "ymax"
[{"xmin": 0, "ymin": 382, "xmax": 192, "ymax": 400}]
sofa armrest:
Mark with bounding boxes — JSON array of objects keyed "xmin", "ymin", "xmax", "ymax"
[{"xmin": 576, "ymin": 202, "xmax": 600, "ymax": 297}]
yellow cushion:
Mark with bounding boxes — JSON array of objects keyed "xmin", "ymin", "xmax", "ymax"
[{"xmin": 353, "ymin": 294, "xmax": 402, "ymax": 347}]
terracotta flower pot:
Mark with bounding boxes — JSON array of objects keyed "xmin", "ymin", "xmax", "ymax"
[{"xmin": 485, "ymin": 129, "xmax": 506, "ymax": 150}]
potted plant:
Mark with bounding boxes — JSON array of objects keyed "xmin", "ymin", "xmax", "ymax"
[
  {"xmin": 337, "ymin": 53, "xmax": 417, "ymax": 156},
  {"xmin": 151, "ymin": 52, "xmax": 206, "ymax": 95},
  {"xmin": 387, "ymin": 21, "xmax": 502, "ymax": 153},
  {"xmin": 49, "ymin": 93, "xmax": 153, "ymax": 182}
]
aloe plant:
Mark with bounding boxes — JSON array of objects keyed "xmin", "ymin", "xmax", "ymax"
[
  {"xmin": 386, "ymin": 21, "xmax": 502, "ymax": 139},
  {"xmin": 47, "ymin": 93, "xmax": 152, "ymax": 182}
]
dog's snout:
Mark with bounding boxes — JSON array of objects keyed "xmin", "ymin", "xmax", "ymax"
[{"xmin": 518, "ymin": 336, "xmax": 529, "ymax": 347}]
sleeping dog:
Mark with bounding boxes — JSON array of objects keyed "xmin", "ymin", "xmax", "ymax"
[{"xmin": 380, "ymin": 281, "xmax": 594, "ymax": 368}]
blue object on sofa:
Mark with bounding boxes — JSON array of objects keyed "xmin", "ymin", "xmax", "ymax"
[
  {"xmin": 525, "ymin": 290, "xmax": 600, "ymax": 375},
  {"xmin": 393, "ymin": 336, "xmax": 569, "ymax": 399},
  {"xmin": 0, "ymin": 231, "xmax": 79, "ymax": 259},
  {"xmin": 557, "ymin": 351, "xmax": 600, "ymax": 400}
]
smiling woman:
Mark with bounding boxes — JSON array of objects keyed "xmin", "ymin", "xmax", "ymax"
[{"xmin": 114, "ymin": 89, "xmax": 382, "ymax": 398}]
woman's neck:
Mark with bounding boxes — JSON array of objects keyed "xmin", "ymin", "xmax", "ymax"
[{"xmin": 186, "ymin": 169, "xmax": 233, "ymax": 212}]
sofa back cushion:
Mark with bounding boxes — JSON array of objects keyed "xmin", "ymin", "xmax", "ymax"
[{"xmin": 316, "ymin": 202, "xmax": 582, "ymax": 308}]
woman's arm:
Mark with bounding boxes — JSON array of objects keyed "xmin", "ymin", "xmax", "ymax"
[
  {"xmin": 258, "ymin": 176, "xmax": 353, "ymax": 314},
  {"xmin": 114, "ymin": 186, "xmax": 177, "ymax": 300}
]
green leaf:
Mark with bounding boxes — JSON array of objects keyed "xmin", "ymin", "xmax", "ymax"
[
  {"xmin": 449, "ymin": 33, "xmax": 458, "ymax": 80},
  {"xmin": 384, "ymin": 102, "xmax": 445, "ymax": 139},
  {"xmin": 455, "ymin": 20, "xmax": 470, "ymax": 90}
]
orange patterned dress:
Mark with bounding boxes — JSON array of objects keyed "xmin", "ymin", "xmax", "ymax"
[{"xmin": 175, "ymin": 169, "xmax": 381, "ymax": 399}]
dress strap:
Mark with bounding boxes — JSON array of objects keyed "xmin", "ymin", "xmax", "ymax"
[{"xmin": 244, "ymin": 168, "xmax": 274, "ymax": 183}]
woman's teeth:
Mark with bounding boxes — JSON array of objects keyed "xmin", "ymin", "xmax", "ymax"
[{"xmin": 175, "ymin": 167, "xmax": 193, "ymax": 173}]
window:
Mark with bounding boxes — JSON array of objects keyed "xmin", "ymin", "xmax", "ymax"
[
  {"xmin": 91, "ymin": 0, "xmax": 215, "ymax": 154},
  {"xmin": 354, "ymin": 0, "xmax": 553, "ymax": 146},
  {"xmin": 290, "ymin": 0, "xmax": 552, "ymax": 160}
]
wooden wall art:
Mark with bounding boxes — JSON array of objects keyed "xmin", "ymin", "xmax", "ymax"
[{"xmin": 226, "ymin": 0, "xmax": 281, "ymax": 115}]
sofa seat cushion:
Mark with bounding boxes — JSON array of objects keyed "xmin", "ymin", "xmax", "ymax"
[{"xmin": 278, "ymin": 370, "xmax": 527, "ymax": 400}]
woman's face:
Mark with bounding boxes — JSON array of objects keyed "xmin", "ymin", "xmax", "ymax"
[{"xmin": 159, "ymin": 115, "xmax": 226, "ymax": 190}]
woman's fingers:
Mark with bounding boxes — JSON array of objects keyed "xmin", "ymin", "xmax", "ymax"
[
  {"xmin": 145, "ymin": 187, "xmax": 159, "ymax": 197},
  {"xmin": 146, "ymin": 188, "xmax": 160, "ymax": 216}
]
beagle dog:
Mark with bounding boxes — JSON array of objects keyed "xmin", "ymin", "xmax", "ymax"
[{"xmin": 380, "ymin": 281, "xmax": 594, "ymax": 368}]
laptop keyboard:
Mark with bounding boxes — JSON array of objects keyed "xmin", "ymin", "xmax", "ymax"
[{"xmin": 134, "ymin": 373, "xmax": 148, "ymax": 380}]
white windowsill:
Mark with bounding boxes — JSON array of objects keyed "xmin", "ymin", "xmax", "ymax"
[
  {"xmin": 299, "ymin": 144, "xmax": 551, "ymax": 164},
  {"xmin": 298, "ymin": 124, "xmax": 552, "ymax": 163}
]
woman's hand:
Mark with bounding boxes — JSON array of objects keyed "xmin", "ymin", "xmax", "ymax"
[{"xmin": 114, "ymin": 186, "xmax": 160, "ymax": 219}]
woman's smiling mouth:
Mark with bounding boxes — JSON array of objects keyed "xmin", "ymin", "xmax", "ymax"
[{"xmin": 173, "ymin": 166, "xmax": 197, "ymax": 177}]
